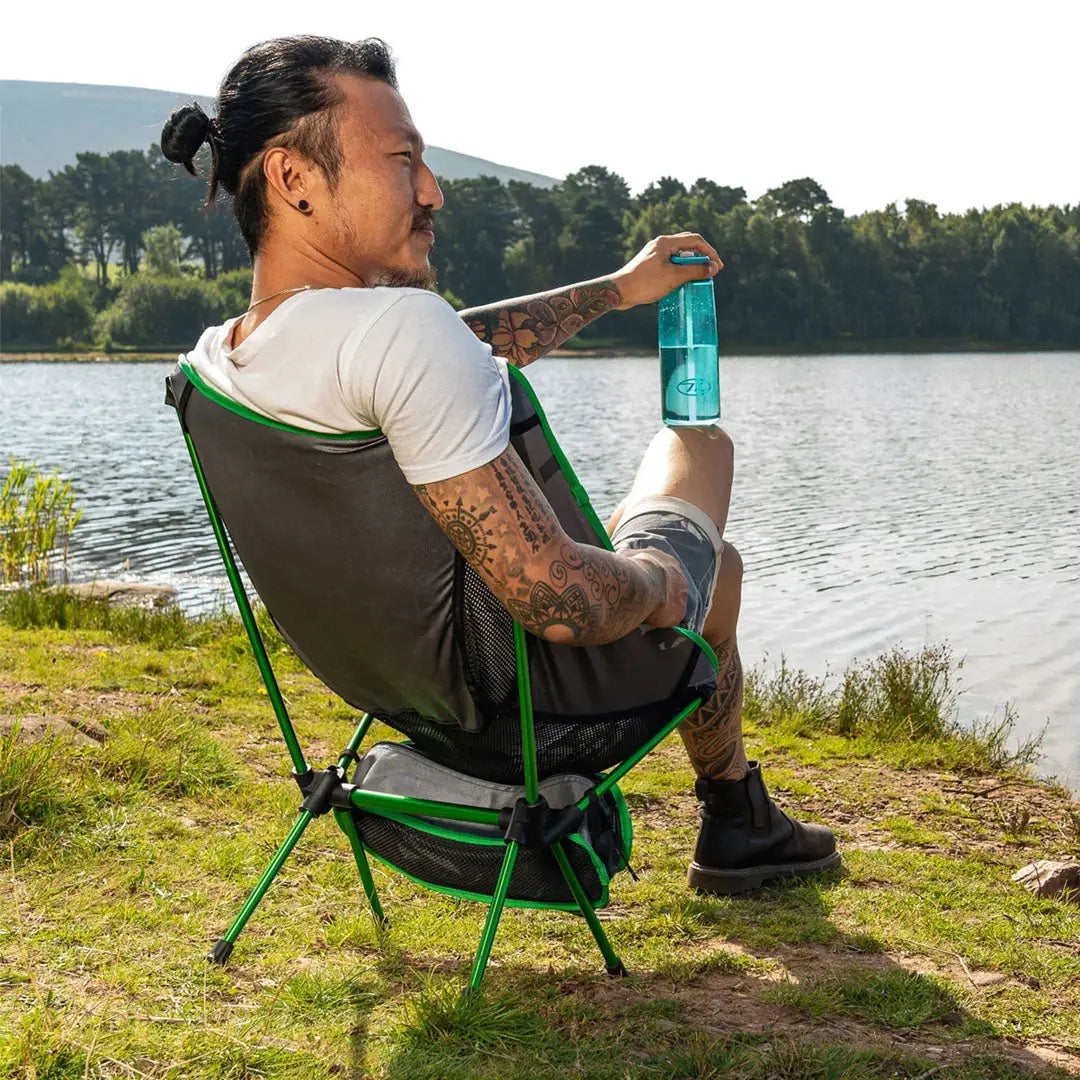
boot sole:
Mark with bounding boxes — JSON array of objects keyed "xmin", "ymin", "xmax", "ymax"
[{"xmin": 687, "ymin": 850, "xmax": 842, "ymax": 895}]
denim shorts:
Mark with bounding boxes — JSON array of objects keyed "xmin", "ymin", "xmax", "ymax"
[{"xmin": 610, "ymin": 495, "xmax": 724, "ymax": 634}]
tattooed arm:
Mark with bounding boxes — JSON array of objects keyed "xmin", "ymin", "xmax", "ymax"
[
  {"xmin": 458, "ymin": 278, "xmax": 624, "ymax": 368},
  {"xmin": 413, "ymin": 446, "xmax": 688, "ymax": 646},
  {"xmin": 457, "ymin": 231, "xmax": 724, "ymax": 367}
]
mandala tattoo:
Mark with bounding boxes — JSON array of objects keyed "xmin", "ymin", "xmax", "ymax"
[
  {"xmin": 414, "ymin": 487, "xmax": 498, "ymax": 569},
  {"xmin": 413, "ymin": 444, "xmax": 657, "ymax": 647},
  {"xmin": 506, "ymin": 581, "xmax": 598, "ymax": 640}
]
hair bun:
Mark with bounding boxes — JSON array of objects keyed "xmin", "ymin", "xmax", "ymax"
[{"xmin": 161, "ymin": 102, "xmax": 212, "ymax": 174}]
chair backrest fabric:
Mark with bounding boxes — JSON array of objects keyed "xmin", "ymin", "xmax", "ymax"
[{"xmin": 167, "ymin": 362, "xmax": 716, "ymax": 782}]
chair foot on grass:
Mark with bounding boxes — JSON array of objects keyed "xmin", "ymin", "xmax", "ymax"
[
  {"xmin": 208, "ymin": 938, "xmax": 234, "ymax": 966},
  {"xmin": 606, "ymin": 960, "xmax": 629, "ymax": 977}
]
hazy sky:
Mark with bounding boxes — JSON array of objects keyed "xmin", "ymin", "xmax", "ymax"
[{"xmin": 3, "ymin": 0, "xmax": 1077, "ymax": 213}]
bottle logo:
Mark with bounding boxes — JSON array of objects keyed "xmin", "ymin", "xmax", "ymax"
[{"xmin": 677, "ymin": 378, "xmax": 711, "ymax": 396}]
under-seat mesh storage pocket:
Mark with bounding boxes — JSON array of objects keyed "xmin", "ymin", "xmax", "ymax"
[{"xmin": 350, "ymin": 742, "xmax": 632, "ymax": 908}]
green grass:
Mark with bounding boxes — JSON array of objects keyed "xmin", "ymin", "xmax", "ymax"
[
  {"xmin": 743, "ymin": 643, "xmax": 1045, "ymax": 773},
  {"xmin": 0, "ymin": 720, "xmax": 64, "ymax": 839},
  {"xmin": 0, "ymin": 595, "xmax": 1077, "ymax": 1079},
  {"xmin": 761, "ymin": 966, "xmax": 971, "ymax": 1029},
  {"xmin": 0, "ymin": 585, "xmax": 236, "ymax": 648}
]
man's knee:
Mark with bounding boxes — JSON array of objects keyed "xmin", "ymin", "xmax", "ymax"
[{"xmin": 668, "ymin": 425, "xmax": 734, "ymax": 474}]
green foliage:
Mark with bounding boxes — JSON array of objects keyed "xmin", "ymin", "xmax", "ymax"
[
  {"xmin": 0, "ymin": 266, "xmax": 96, "ymax": 346},
  {"xmin": 212, "ymin": 266, "xmax": 253, "ymax": 314},
  {"xmin": 93, "ymin": 707, "xmax": 239, "ymax": 795},
  {"xmin": 397, "ymin": 975, "xmax": 542, "ymax": 1050},
  {"xmin": 141, "ymin": 222, "xmax": 184, "ymax": 275},
  {"xmin": 837, "ymin": 642, "xmax": 959, "ymax": 740},
  {"xmin": 1, "ymin": 608, "xmax": 1077, "ymax": 1078},
  {"xmin": 2, "ymin": 142, "xmax": 1078, "ymax": 349},
  {"xmin": 97, "ymin": 271, "xmax": 227, "ymax": 348},
  {"xmin": 744, "ymin": 643, "xmax": 1043, "ymax": 773},
  {"xmin": 0, "ymin": 459, "xmax": 82, "ymax": 585},
  {"xmin": 761, "ymin": 967, "xmax": 965, "ymax": 1029}
]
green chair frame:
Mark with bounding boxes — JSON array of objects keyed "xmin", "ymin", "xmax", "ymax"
[{"xmin": 177, "ymin": 379, "xmax": 718, "ymax": 992}]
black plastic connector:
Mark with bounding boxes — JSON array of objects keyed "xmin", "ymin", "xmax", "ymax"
[
  {"xmin": 500, "ymin": 796, "xmax": 536, "ymax": 846},
  {"xmin": 299, "ymin": 766, "xmax": 344, "ymax": 817},
  {"xmin": 497, "ymin": 795, "xmax": 587, "ymax": 849},
  {"xmin": 208, "ymin": 938, "xmax": 234, "ymax": 965},
  {"xmin": 606, "ymin": 960, "xmax": 629, "ymax": 977},
  {"xmin": 292, "ymin": 765, "xmax": 357, "ymax": 817}
]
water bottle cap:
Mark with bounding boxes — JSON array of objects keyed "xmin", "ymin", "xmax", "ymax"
[{"xmin": 670, "ymin": 251, "xmax": 712, "ymax": 264}]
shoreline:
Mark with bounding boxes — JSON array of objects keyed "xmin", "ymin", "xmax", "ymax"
[{"xmin": 4, "ymin": 340, "xmax": 1077, "ymax": 363}]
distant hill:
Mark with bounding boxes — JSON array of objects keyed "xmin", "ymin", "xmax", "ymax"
[{"xmin": 0, "ymin": 80, "xmax": 560, "ymax": 189}]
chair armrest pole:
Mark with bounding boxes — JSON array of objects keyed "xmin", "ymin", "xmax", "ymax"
[
  {"xmin": 587, "ymin": 695, "xmax": 704, "ymax": 803},
  {"xmin": 513, "ymin": 621, "xmax": 540, "ymax": 803}
]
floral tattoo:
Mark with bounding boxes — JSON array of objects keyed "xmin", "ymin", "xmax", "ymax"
[{"xmin": 461, "ymin": 280, "xmax": 623, "ymax": 367}]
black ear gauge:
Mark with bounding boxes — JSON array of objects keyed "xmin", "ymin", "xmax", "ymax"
[{"xmin": 297, "ymin": 199, "xmax": 310, "ymax": 212}]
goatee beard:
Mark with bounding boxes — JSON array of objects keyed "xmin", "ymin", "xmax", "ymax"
[{"xmin": 368, "ymin": 264, "xmax": 439, "ymax": 291}]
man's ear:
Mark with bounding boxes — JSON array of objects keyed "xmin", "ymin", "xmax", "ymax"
[{"xmin": 263, "ymin": 146, "xmax": 311, "ymax": 211}]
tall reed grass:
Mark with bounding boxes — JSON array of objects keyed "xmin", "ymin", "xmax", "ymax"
[
  {"xmin": 743, "ymin": 643, "xmax": 1043, "ymax": 773},
  {"xmin": 0, "ymin": 458, "xmax": 82, "ymax": 585}
]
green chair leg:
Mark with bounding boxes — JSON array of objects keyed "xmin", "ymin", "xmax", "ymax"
[
  {"xmin": 467, "ymin": 842, "xmax": 520, "ymax": 992},
  {"xmin": 208, "ymin": 807, "xmax": 314, "ymax": 965},
  {"xmin": 551, "ymin": 841, "xmax": 627, "ymax": 977},
  {"xmin": 333, "ymin": 808, "xmax": 388, "ymax": 928}
]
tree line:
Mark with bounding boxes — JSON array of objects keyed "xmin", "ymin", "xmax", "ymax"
[{"xmin": 2, "ymin": 148, "xmax": 1078, "ymax": 350}]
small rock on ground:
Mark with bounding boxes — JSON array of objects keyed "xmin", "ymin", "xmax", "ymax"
[
  {"xmin": 1012, "ymin": 859, "xmax": 1080, "ymax": 901},
  {"xmin": 48, "ymin": 580, "xmax": 178, "ymax": 608},
  {"xmin": 0, "ymin": 713, "xmax": 108, "ymax": 747}
]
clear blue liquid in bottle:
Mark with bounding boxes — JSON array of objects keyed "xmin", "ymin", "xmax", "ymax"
[
  {"xmin": 658, "ymin": 253, "xmax": 721, "ymax": 426},
  {"xmin": 661, "ymin": 343, "xmax": 720, "ymax": 424}
]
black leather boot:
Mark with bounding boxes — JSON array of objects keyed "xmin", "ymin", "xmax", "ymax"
[{"xmin": 687, "ymin": 761, "xmax": 840, "ymax": 895}]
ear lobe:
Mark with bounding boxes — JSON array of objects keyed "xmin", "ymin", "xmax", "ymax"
[{"xmin": 263, "ymin": 146, "xmax": 308, "ymax": 206}]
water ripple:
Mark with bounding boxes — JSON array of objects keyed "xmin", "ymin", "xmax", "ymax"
[{"xmin": 2, "ymin": 353, "xmax": 1078, "ymax": 782}]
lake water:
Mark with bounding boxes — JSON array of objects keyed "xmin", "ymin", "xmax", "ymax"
[{"xmin": 2, "ymin": 353, "xmax": 1077, "ymax": 784}]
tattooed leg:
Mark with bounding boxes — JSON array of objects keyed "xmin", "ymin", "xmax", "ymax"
[
  {"xmin": 678, "ymin": 542, "xmax": 748, "ymax": 780},
  {"xmin": 678, "ymin": 638, "xmax": 749, "ymax": 780}
]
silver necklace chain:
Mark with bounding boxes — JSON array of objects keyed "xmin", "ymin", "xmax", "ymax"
[{"xmin": 246, "ymin": 284, "xmax": 315, "ymax": 312}]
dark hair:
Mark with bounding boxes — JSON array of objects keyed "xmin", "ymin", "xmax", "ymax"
[{"xmin": 161, "ymin": 36, "xmax": 398, "ymax": 256}]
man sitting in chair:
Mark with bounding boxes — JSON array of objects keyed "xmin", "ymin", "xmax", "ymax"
[{"xmin": 165, "ymin": 34, "xmax": 839, "ymax": 895}]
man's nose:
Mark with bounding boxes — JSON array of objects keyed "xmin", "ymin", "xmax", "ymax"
[{"xmin": 418, "ymin": 162, "xmax": 444, "ymax": 212}]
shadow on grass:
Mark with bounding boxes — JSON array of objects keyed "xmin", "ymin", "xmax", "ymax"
[{"xmin": 348, "ymin": 867, "xmax": 1070, "ymax": 1080}]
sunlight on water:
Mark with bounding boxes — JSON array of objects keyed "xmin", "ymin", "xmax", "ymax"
[{"xmin": 2, "ymin": 352, "xmax": 1077, "ymax": 783}]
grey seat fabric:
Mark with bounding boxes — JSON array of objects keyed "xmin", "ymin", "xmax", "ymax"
[
  {"xmin": 351, "ymin": 742, "xmax": 627, "ymax": 905},
  {"xmin": 166, "ymin": 362, "xmax": 716, "ymax": 782},
  {"xmin": 353, "ymin": 741, "xmax": 601, "ymax": 839}
]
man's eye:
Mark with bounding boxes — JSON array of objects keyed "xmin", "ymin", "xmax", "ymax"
[{"xmin": 396, "ymin": 151, "xmax": 413, "ymax": 160}]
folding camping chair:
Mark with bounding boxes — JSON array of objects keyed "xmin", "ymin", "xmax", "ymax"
[{"xmin": 166, "ymin": 358, "xmax": 719, "ymax": 992}]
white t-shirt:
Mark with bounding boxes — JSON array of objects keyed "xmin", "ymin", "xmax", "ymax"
[{"xmin": 182, "ymin": 286, "xmax": 512, "ymax": 485}]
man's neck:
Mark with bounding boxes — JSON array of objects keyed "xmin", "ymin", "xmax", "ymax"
[
  {"xmin": 231, "ymin": 245, "xmax": 365, "ymax": 348},
  {"xmin": 230, "ymin": 241, "xmax": 436, "ymax": 350}
]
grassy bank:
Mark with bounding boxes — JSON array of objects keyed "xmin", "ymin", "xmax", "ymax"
[
  {"xmin": 0, "ymin": 351, "xmax": 179, "ymax": 363},
  {"xmin": 1, "ymin": 592, "xmax": 1078, "ymax": 1078}
]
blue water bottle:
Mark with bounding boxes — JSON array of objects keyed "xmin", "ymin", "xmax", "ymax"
[{"xmin": 658, "ymin": 252, "xmax": 720, "ymax": 426}]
